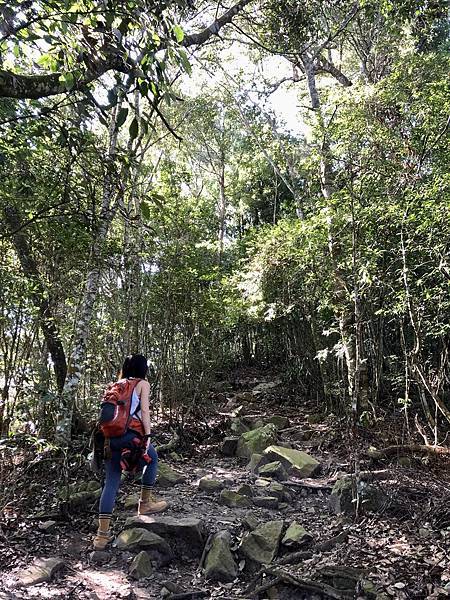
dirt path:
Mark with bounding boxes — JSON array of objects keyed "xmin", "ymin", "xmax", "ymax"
[{"xmin": 1, "ymin": 375, "xmax": 450, "ymax": 599}]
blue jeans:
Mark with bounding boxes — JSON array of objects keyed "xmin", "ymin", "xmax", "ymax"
[{"xmin": 99, "ymin": 431, "xmax": 158, "ymax": 514}]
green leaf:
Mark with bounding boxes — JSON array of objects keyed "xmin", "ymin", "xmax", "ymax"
[
  {"xmin": 116, "ymin": 107, "xmax": 128, "ymax": 128},
  {"xmin": 178, "ymin": 49, "xmax": 192, "ymax": 75},
  {"xmin": 58, "ymin": 72, "xmax": 75, "ymax": 90},
  {"xmin": 173, "ymin": 24, "xmax": 184, "ymax": 43},
  {"xmin": 129, "ymin": 117, "xmax": 139, "ymax": 140},
  {"xmin": 140, "ymin": 200, "xmax": 151, "ymax": 220}
]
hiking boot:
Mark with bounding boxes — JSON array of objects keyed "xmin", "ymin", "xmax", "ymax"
[
  {"xmin": 93, "ymin": 530, "xmax": 114, "ymax": 550},
  {"xmin": 138, "ymin": 492, "xmax": 168, "ymax": 515}
]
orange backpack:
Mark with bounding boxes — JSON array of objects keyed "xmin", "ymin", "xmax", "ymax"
[{"xmin": 99, "ymin": 378, "xmax": 141, "ymax": 438}]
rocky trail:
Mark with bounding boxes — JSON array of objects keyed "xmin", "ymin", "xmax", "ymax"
[{"xmin": 1, "ymin": 373, "xmax": 450, "ymax": 599}]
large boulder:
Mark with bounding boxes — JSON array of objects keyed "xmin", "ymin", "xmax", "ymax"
[
  {"xmin": 124, "ymin": 516, "xmax": 205, "ymax": 556},
  {"xmin": 116, "ymin": 528, "xmax": 172, "ymax": 565},
  {"xmin": 219, "ymin": 490, "xmax": 252, "ymax": 508},
  {"xmin": 236, "ymin": 424, "xmax": 277, "ymax": 460},
  {"xmin": 157, "ymin": 463, "xmax": 186, "ymax": 488},
  {"xmin": 263, "ymin": 446, "xmax": 320, "ymax": 478},
  {"xmin": 204, "ymin": 531, "xmax": 237, "ymax": 583},
  {"xmin": 238, "ymin": 520, "xmax": 284, "ymax": 565}
]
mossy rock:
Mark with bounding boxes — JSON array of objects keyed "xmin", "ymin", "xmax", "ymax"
[
  {"xmin": 282, "ymin": 522, "xmax": 313, "ymax": 547},
  {"xmin": 263, "ymin": 446, "xmax": 320, "ymax": 478},
  {"xmin": 204, "ymin": 531, "xmax": 237, "ymax": 583},
  {"xmin": 219, "ymin": 490, "xmax": 252, "ymax": 508},
  {"xmin": 129, "ymin": 551, "xmax": 154, "ymax": 580},
  {"xmin": 157, "ymin": 463, "xmax": 186, "ymax": 488},
  {"xmin": 238, "ymin": 520, "xmax": 284, "ymax": 564},
  {"xmin": 236, "ymin": 424, "xmax": 278, "ymax": 460}
]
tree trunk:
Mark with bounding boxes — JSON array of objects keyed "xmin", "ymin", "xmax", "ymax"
[
  {"xmin": 218, "ymin": 151, "xmax": 226, "ymax": 264},
  {"xmin": 3, "ymin": 205, "xmax": 67, "ymax": 392},
  {"xmin": 302, "ymin": 55, "xmax": 362, "ymax": 419},
  {"xmin": 55, "ymin": 102, "xmax": 121, "ymax": 444}
]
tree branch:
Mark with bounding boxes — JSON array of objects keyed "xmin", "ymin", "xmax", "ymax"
[
  {"xmin": 0, "ymin": 0, "xmax": 254, "ymax": 100},
  {"xmin": 316, "ymin": 56, "xmax": 352, "ymax": 87}
]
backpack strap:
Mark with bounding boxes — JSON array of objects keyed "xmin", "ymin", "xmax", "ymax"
[{"xmin": 103, "ymin": 436, "xmax": 112, "ymax": 460}]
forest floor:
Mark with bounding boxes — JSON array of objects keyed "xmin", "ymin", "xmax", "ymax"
[{"xmin": 1, "ymin": 370, "xmax": 450, "ymax": 600}]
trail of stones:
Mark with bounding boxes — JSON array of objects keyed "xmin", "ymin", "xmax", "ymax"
[{"xmin": 3, "ymin": 374, "xmax": 450, "ymax": 599}]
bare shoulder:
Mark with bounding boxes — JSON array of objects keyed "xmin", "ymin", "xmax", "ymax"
[{"xmin": 136, "ymin": 379, "xmax": 150, "ymax": 394}]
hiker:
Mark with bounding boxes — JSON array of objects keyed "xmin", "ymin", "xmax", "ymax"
[{"xmin": 94, "ymin": 354, "xmax": 168, "ymax": 550}]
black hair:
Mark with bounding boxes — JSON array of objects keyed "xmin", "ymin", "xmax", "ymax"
[{"xmin": 121, "ymin": 354, "xmax": 148, "ymax": 379}]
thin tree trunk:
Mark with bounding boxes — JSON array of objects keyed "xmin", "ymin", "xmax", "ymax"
[
  {"xmin": 56, "ymin": 102, "xmax": 122, "ymax": 444},
  {"xmin": 218, "ymin": 152, "xmax": 226, "ymax": 264},
  {"xmin": 302, "ymin": 55, "xmax": 360, "ymax": 418}
]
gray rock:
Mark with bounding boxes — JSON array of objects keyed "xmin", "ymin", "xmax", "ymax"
[
  {"xmin": 265, "ymin": 415, "xmax": 290, "ymax": 429},
  {"xmin": 252, "ymin": 380, "xmax": 281, "ymax": 393},
  {"xmin": 116, "ymin": 528, "xmax": 172, "ymax": 565},
  {"xmin": 242, "ymin": 514, "xmax": 260, "ymax": 530},
  {"xmin": 69, "ymin": 489, "xmax": 101, "ymax": 509},
  {"xmin": 253, "ymin": 496, "xmax": 279, "ymax": 509},
  {"xmin": 247, "ymin": 453, "xmax": 264, "ymax": 473},
  {"xmin": 263, "ymin": 446, "xmax": 320, "ymax": 478},
  {"xmin": 129, "ymin": 551, "xmax": 154, "ymax": 579},
  {"xmin": 221, "ymin": 437, "xmax": 238, "ymax": 457},
  {"xmin": 328, "ymin": 478, "xmax": 388, "ymax": 515},
  {"xmin": 237, "ymin": 484, "xmax": 253, "ymax": 497},
  {"xmin": 17, "ymin": 557, "xmax": 65, "ymax": 587},
  {"xmin": 204, "ymin": 531, "xmax": 237, "ymax": 583},
  {"xmin": 124, "ymin": 516, "xmax": 205, "ymax": 557},
  {"xmin": 89, "ymin": 551, "xmax": 110, "ymax": 565},
  {"xmin": 254, "ymin": 478, "xmax": 271, "ymax": 488},
  {"xmin": 230, "ymin": 418, "xmax": 250, "ymax": 436},
  {"xmin": 219, "ymin": 490, "xmax": 252, "ymax": 508},
  {"xmin": 198, "ymin": 478, "xmax": 224, "ymax": 493},
  {"xmin": 239, "ymin": 520, "xmax": 284, "ymax": 564},
  {"xmin": 268, "ymin": 482, "xmax": 286, "ymax": 501},
  {"xmin": 282, "ymin": 522, "xmax": 313, "ymax": 547},
  {"xmin": 157, "ymin": 463, "xmax": 186, "ymax": 488},
  {"xmin": 236, "ymin": 424, "xmax": 278, "ymax": 460},
  {"xmin": 328, "ymin": 478, "xmax": 351, "ymax": 513},
  {"xmin": 258, "ymin": 461, "xmax": 288, "ymax": 481},
  {"xmin": 38, "ymin": 520, "xmax": 56, "ymax": 533}
]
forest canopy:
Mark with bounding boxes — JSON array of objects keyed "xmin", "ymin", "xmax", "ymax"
[{"xmin": 0, "ymin": 0, "xmax": 449, "ymax": 444}]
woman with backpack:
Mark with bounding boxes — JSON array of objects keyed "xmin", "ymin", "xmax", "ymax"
[{"xmin": 94, "ymin": 354, "xmax": 168, "ymax": 550}]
